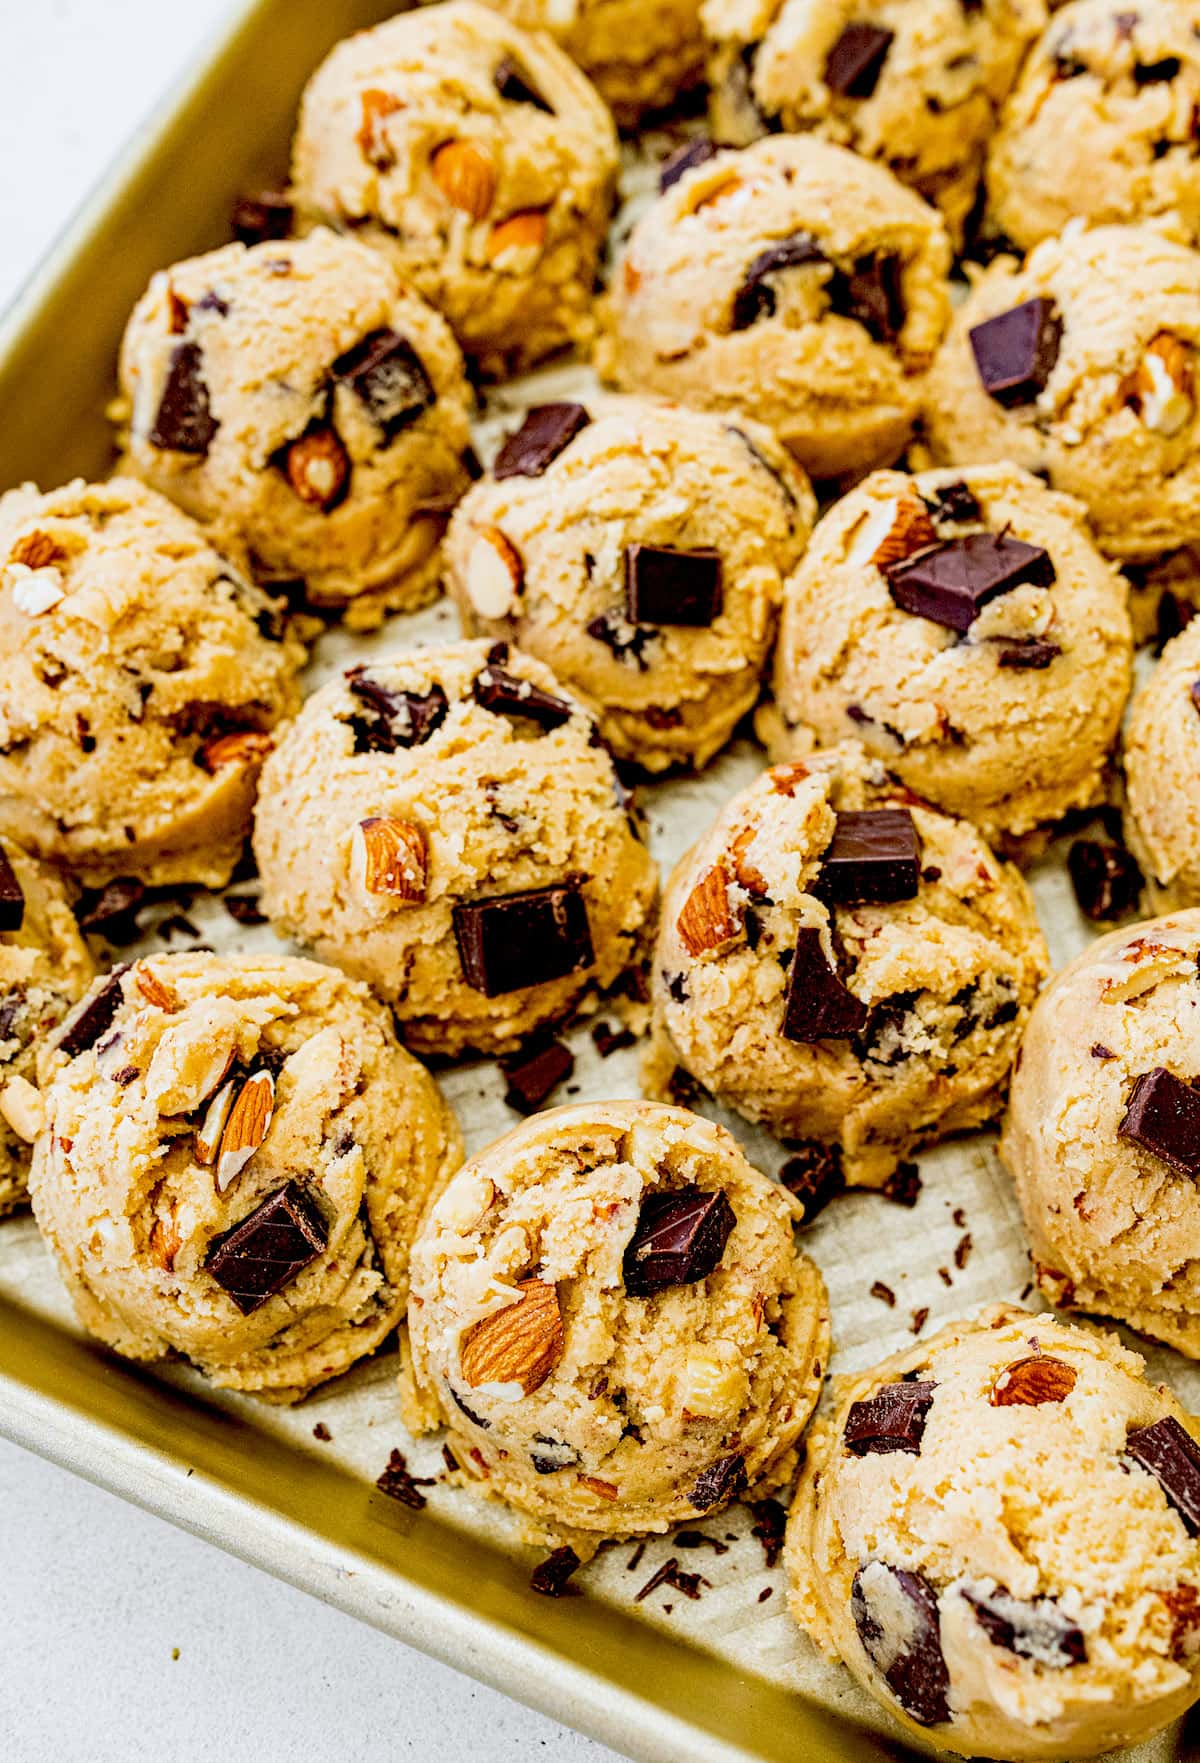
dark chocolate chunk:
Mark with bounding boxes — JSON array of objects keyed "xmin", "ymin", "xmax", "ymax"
[
  {"xmin": 453, "ymin": 880, "xmax": 594, "ymax": 996},
  {"xmin": 591, "ymin": 1020, "xmax": 635, "ymax": 1058},
  {"xmin": 207, "ymin": 1181, "xmax": 328, "ymax": 1315},
  {"xmin": 624, "ymin": 543, "xmax": 723, "ymax": 627},
  {"xmin": 996, "ymin": 636, "xmax": 1061, "ymax": 669},
  {"xmin": 779, "ymin": 1141, "xmax": 846, "ymax": 1224},
  {"xmin": 1068, "ymin": 838, "xmax": 1143, "ymax": 922},
  {"xmin": 345, "ymin": 668, "xmax": 448, "ymax": 752},
  {"xmin": 623, "ymin": 1185, "xmax": 736, "ymax": 1295},
  {"xmin": 73, "ymin": 877, "xmax": 146, "ymax": 942},
  {"xmin": 0, "ymin": 845, "xmax": 25, "ymax": 933},
  {"xmin": 231, "ymin": 190, "xmax": 293, "ymax": 246},
  {"xmin": 375, "ymin": 1448, "xmax": 433, "ymax": 1510},
  {"xmin": 963, "ymin": 1586, "xmax": 1086, "ymax": 1667},
  {"xmin": 472, "ymin": 664, "xmax": 573, "ymax": 730},
  {"xmin": 57, "ymin": 966, "xmax": 130, "ymax": 1059},
  {"xmin": 731, "ymin": 233, "xmax": 828, "ymax": 331},
  {"xmin": 817, "ymin": 808, "xmax": 922, "ymax": 905},
  {"xmin": 530, "ymin": 1544, "xmax": 583, "ymax": 1597},
  {"xmin": 224, "ymin": 894, "xmax": 267, "ymax": 926},
  {"xmin": 333, "ymin": 329, "xmax": 433, "ymax": 441},
  {"xmin": 493, "ymin": 402, "xmax": 590, "ymax": 479},
  {"xmin": 1135, "ymin": 54, "xmax": 1181, "ymax": 82},
  {"xmin": 837, "ymin": 253, "xmax": 904, "ymax": 346},
  {"xmin": 852, "ymin": 1563, "xmax": 951, "ymax": 1727},
  {"xmin": 927, "ymin": 479, "xmax": 982, "ymax": 524},
  {"xmin": 660, "ymin": 135, "xmax": 718, "ymax": 191},
  {"xmin": 1118, "ymin": 1067, "xmax": 1200, "ymax": 1179},
  {"xmin": 1126, "ymin": 1416, "xmax": 1200, "ymax": 1534},
  {"xmin": 494, "ymin": 57, "xmax": 553, "ymax": 111},
  {"xmin": 886, "ymin": 533, "xmax": 1055, "ymax": 633},
  {"xmin": 969, "ymin": 298, "xmax": 1063, "ymax": 407},
  {"xmin": 844, "ymin": 1381, "xmax": 937, "ymax": 1456},
  {"xmin": 825, "ymin": 23, "xmax": 894, "ymax": 96},
  {"xmin": 502, "ymin": 1037, "xmax": 575, "ymax": 1114},
  {"xmin": 781, "ymin": 927, "xmax": 868, "ymax": 1041},
  {"xmin": 689, "ymin": 1452, "xmax": 746, "ymax": 1511},
  {"xmin": 750, "ymin": 1497, "xmax": 788, "ymax": 1569},
  {"xmin": 148, "ymin": 341, "xmax": 218, "ymax": 454}
]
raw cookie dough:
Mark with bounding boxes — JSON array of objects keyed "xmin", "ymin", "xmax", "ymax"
[
  {"xmin": 987, "ymin": 0, "xmax": 1200, "ymax": 254},
  {"xmin": 763, "ymin": 463, "xmax": 1133, "ymax": 842},
  {"xmin": 475, "ymin": 0, "xmax": 705, "ymax": 124},
  {"xmin": 647, "ymin": 743, "xmax": 1048, "ymax": 1187},
  {"xmin": 1003, "ymin": 907, "xmax": 1200, "ymax": 1355},
  {"xmin": 0, "ymin": 478, "xmax": 303, "ymax": 887},
  {"xmin": 290, "ymin": 0, "xmax": 618, "ymax": 375},
  {"xmin": 253, "ymin": 640, "xmax": 658, "ymax": 1057},
  {"xmin": 117, "ymin": 228, "xmax": 475, "ymax": 629},
  {"xmin": 706, "ymin": 0, "xmax": 1044, "ymax": 248},
  {"xmin": 597, "ymin": 135, "xmax": 951, "ymax": 480},
  {"xmin": 444, "ymin": 396, "xmax": 816, "ymax": 772},
  {"xmin": 405, "ymin": 1099, "xmax": 829, "ymax": 1538},
  {"xmin": 925, "ymin": 221, "xmax": 1200, "ymax": 563},
  {"xmin": 0, "ymin": 840, "xmax": 93, "ymax": 1217},
  {"xmin": 30, "ymin": 951, "xmax": 461, "ymax": 1401},
  {"xmin": 1124, "ymin": 621, "xmax": 1200, "ymax": 908},
  {"xmin": 787, "ymin": 1305, "xmax": 1200, "ymax": 1760}
]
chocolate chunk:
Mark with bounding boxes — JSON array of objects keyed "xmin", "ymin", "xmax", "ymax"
[
  {"xmin": 852, "ymin": 1562, "xmax": 951, "ymax": 1728},
  {"xmin": 591, "ymin": 1020, "xmax": 635, "ymax": 1058},
  {"xmin": 837, "ymin": 253, "xmax": 904, "ymax": 346},
  {"xmin": 817, "ymin": 808, "xmax": 922, "ymax": 905},
  {"xmin": 492, "ymin": 402, "xmax": 590, "ymax": 479},
  {"xmin": 375, "ymin": 1448, "xmax": 433, "ymax": 1510},
  {"xmin": 207, "ymin": 1181, "xmax": 328, "ymax": 1314},
  {"xmin": 57, "ymin": 966, "xmax": 130, "ymax": 1059},
  {"xmin": 453, "ymin": 880, "xmax": 594, "ymax": 996},
  {"xmin": 870, "ymin": 1280, "xmax": 896, "ymax": 1307},
  {"xmin": 73, "ymin": 877, "xmax": 146, "ymax": 942},
  {"xmin": 224, "ymin": 894, "xmax": 267, "ymax": 926},
  {"xmin": 635, "ymin": 1557, "xmax": 711, "ymax": 1603},
  {"xmin": 825, "ymin": 23, "xmax": 894, "ymax": 96},
  {"xmin": 963, "ymin": 1586, "xmax": 1086, "ymax": 1667},
  {"xmin": 333, "ymin": 329, "xmax": 433, "ymax": 441},
  {"xmin": 969, "ymin": 298, "xmax": 1063, "ymax": 407},
  {"xmin": 882, "ymin": 1159, "xmax": 921, "ymax": 1207},
  {"xmin": 231, "ymin": 190, "xmax": 293, "ymax": 246},
  {"xmin": 660, "ymin": 135, "xmax": 718, "ymax": 191},
  {"xmin": 345, "ymin": 668, "xmax": 448, "ymax": 752},
  {"xmin": 779, "ymin": 1141, "xmax": 846, "ymax": 1224},
  {"xmin": 502, "ymin": 1037, "xmax": 574, "ymax": 1114},
  {"xmin": 689, "ymin": 1452, "xmax": 746, "ymax": 1511},
  {"xmin": 926, "ymin": 480, "xmax": 982, "ymax": 524},
  {"xmin": 623, "ymin": 1185, "xmax": 736, "ymax": 1295},
  {"xmin": 1126, "ymin": 1416, "xmax": 1200, "ymax": 1534},
  {"xmin": 750, "ymin": 1498, "xmax": 788, "ymax": 1569},
  {"xmin": 732, "ymin": 233, "xmax": 828, "ymax": 331},
  {"xmin": 1068, "ymin": 838, "xmax": 1143, "ymax": 922},
  {"xmin": 844, "ymin": 1381, "xmax": 937, "ymax": 1456},
  {"xmin": 1118, "ymin": 1067, "xmax": 1200, "ymax": 1179},
  {"xmin": 781, "ymin": 927, "xmax": 868, "ymax": 1041},
  {"xmin": 473, "ymin": 664, "xmax": 573, "ymax": 731},
  {"xmin": 624, "ymin": 543, "xmax": 723, "ymax": 627},
  {"xmin": 494, "ymin": 57, "xmax": 553, "ymax": 111},
  {"xmin": 148, "ymin": 341, "xmax": 217, "ymax": 454},
  {"xmin": 531, "ymin": 1544, "xmax": 583, "ymax": 1597},
  {"xmin": 0, "ymin": 845, "xmax": 24, "ymax": 933},
  {"xmin": 1135, "ymin": 54, "xmax": 1180, "ymax": 82},
  {"xmin": 996, "ymin": 636, "xmax": 1061, "ymax": 669},
  {"xmin": 886, "ymin": 533, "xmax": 1055, "ymax": 633}
]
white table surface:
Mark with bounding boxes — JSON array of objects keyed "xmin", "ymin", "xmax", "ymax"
[{"xmin": 0, "ymin": 5, "xmax": 619, "ymax": 1758}]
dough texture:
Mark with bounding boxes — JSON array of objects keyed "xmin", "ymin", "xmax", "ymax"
[
  {"xmin": 444, "ymin": 396, "xmax": 816, "ymax": 772},
  {"xmin": 925, "ymin": 221, "xmax": 1200, "ymax": 563},
  {"xmin": 405, "ymin": 1099, "xmax": 829, "ymax": 1538},
  {"xmin": 290, "ymin": 0, "xmax": 618, "ymax": 375},
  {"xmin": 706, "ymin": 0, "xmax": 1044, "ymax": 247},
  {"xmin": 474, "ymin": 0, "xmax": 705, "ymax": 124},
  {"xmin": 647, "ymin": 743, "xmax": 1048, "ymax": 1187},
  {"xmin": 764, "ymin": 463, "xmax": 1133, "ymax": 841},
  {"xmin": 597, "ymin": 135, "xmax": 951, "ymax": 480},
  {"xmin": 1002, "ymin": 908, "xmax": 1200, "ymax": 1355},
  {"xmin": 0, "ymin": 478, "xmax": 303, "ymax": 887},
  {"xmin": 253, "ymin": 640, "xmax": 658, "ymax": 1057},
  {"xmin": 787, "ymin": 1306, "xmax": 1200, "ymax": 1760},
  {"xmin": 118, "ymin": 228, "xmax": 475, "ymax": 628},
  {"xmin": 987, "ymin": 0, "xmax": 1200, "ymax": 253},
  {"xmin": 30, "ymin": 951, "xmax": 461, "ymax": 1402},
  {"xmin": 1125, "ymin": 621, "xmax": 1200, "ymax": 908}
]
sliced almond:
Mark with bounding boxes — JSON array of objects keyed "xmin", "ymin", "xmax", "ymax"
[
  {"xmin": 990, "ymin": 1354, "xmax": 1077, "ymax": 1407},
  {"xmin": 357, "ymin": 88, "xmax": 402, "ymax": 168},
  {"xmin": 199, "ymin": 729, "xmax": 273, "ymax": 773},
  {"xmin": 284, "ymin": 427, "xmax": 350, "ymax": 511},
  {"xmin": 149, "ymin": 1212, "xmax": 182, "ymax": 1272},
  {"xmin": 10, "ymin": 530, "xmax": 65, "ymax": 571},
  {"xmin": 486, "ymin": 208, "xmax": 547, "ymax": 265},
  {"xmin": 676, "ymin": 862, "xmax": 741, "ymax": 958},
  {"xmin": 195, "ymin": 1076, "xmax": 236, "ymax": 1166},
  {"xmin": 847, "ymin": 493, "xmax": 937, "ymax": 572},
  {"xmin": 459, "ymin": 1278, "xmax": 564, "ymax": 1395},
  {"xmin": 466, "ymin": 526, "xmax": 523, "ymax": 619},
  {"xmin": 432, "ymin": 140, "xmax": 495, "ymax": 220},
  {"xmin": 351, "ymin": 816, "xmax": 428, "ymax": 903},
  {"xmin": 576, "ymin": 1474, "xmax": 618, "ymax": 1501},
  {"xmin": 135, "ymin": 969, "xmax": 175, "ymax": 1011},
  {"xmin": 215, "ymin": 1069, "xmax": 275, "ymax": 1193},
  {"xmin": 729, "ymin": 825, "xmax": 768, "ymax": 896}
]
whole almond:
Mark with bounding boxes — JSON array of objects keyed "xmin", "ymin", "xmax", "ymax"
[
  {"xmin": 990, "ymin": 1354, "xmax": 1077, "ymax": 1407},
  {"xmin": 432, "ymin": 140, "xmax": 496, "ymax": 220},
  {"xmin": 352, "ymin": 817, "xmax": 428, "ymax": 903},
  {"xmin": 200, "ymin": 729, "xmax": 273, "ymax": 773},
  {"xmin": 215, "ymin": 1070, "xmax": 275, "ymax": 1193},
  {"xmin": 284, "ymin": 427, "xmax": 350, "ymax": 511},
  {"xmin": 466, "ymin": 526, "xmax": 523, "ymax": 619},
  {"xmin": 677, "ymin": 863, "xmax": 741, "ymax": 958},
  {"xmin": 459, "ymin": 1278, "xmax": 564, "ymax": 1395},
  {"xmin": 486, "ymin": 209, "xmax": 547, "ymax": 264},
  {"xmin": 11, "ymin": 530, "xmax": 65, "ymax": 571}
]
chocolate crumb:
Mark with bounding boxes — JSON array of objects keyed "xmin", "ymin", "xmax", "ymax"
[
  {"xmin": 674, "ymin": 1529, "xmax": 729, "ymax": 1555},
  {"xmin": 1090, "ymin": 1043, "xmax": 1116, "ymax": 1060},
  {"xmin": 531, "ymin": 1544, "xmax": 583, "ymax": 1598},
  {"xmin": 938, "ymin": 1266, "xmax": 953, "ymax": 1287},
  {"xmin": 626, "ymin": 1540, "xmax": 648, "ymax": 1573},
  {"xmin": 223, "ymin": 894, "xmax": 267, "ymax": 926},
  {"xmin": 749, "ymin": 1498, "xmax": 787, "ymax": 1569},
  {"xmin": 910, "ymin": 1306, "xmax": 930, "ymax": 1334},
  {"xmin": 441, "ymin": 1444, "xmax": 460, "ymax": 1474},
  {"xmin": 954, "ymin": 1232, "xmax": 973, "ymax": 1270},
  {"xmin": 591, "ymin": 1020, "xmax": 636, "ymax": 1058},
  {"xmin": 1019, "ymin": 1281, "xmax": 1034, "ymax": 1301},
  {"xmin": 882, "ymin": 1160, "xmax": 922, "ymax": 1207},
  {"xmin": 375, "ymin": 1448, "xmax": 434, "ymax": 1510},
  {"xmin": 635, "ymin": 1557, "xmax": 711, "ymax": 1604},
  {"xmin": 779, "ymin": 1141, "xmax": 845, "ymax": 1224},
  {"xmin": 758, "ymin": 1587, "xmax": 774, "ymax": 1604},
  {"xmin": 312, "ymin": 1423, "xmax": 332, "ymax": 1442},
  {"xmin": 870, "ymin": 1280, "xmax": 897, "ymax": 1307}
]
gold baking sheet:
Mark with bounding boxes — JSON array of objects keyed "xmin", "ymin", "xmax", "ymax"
[{"xmin": 0, "ymin": 3, "xmax": 1198, "ymax": 1758}]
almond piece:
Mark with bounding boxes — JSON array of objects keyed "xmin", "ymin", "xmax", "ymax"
[
  {"xmin": 357, "ymin": 88, "xmax": 402, "ymax": 168},
  {"xmin": 848, "ymin": 493, "xmax": 937, "ymax": 572},
  {"xmin": 195, "ymin": 1077, "xmax": 236, "ymax": 1166},
  {"xmin": 7, "ymin": 563, "xmax": 64, "ymax": 616},
  {"xmin": 1124, "ymin": 333, "xmax": 1193, "ymax": 437},
  {"xmin": 577, "ymin": 1474, "xmax": 619, "ymax": 1501},
  {"xmin": 199, "ymin": 729, "xmax": 273, "ymax": 773},
  {"xmin": 990, "ymin": 1354, "xmax": 1077, "ymax": 1407},
  {"xmin": 679, "ymin": 1343, "xmax": 747, "ymax": 1420},
  {"xmin": 284, "ymin": 427, "xmax": 350, "ymax": 511},
  {"xmin": 677, "ymin": 862, "xmax": 741, "ymax": 958},
  {"xmin": 466, "ymin": 526, "xmax": 523, "ymax": 619},
  {"xmin": 10, "ymin": 531, "xmax": 65, "ymax": 571},
  {"xmin": 432, "ymin": 140, "xmax": 496, "ymax": 220},
  {"xmin": 351, "ymin": 816, "xmax": 428, "ymax": 903},
  {"xmin": 769, "ymin": 762, "xmax": 810, "ymax": 796},
  {"xmin": 215, "ymin": 1070, "xmax": 275, "ymax": 1193},
  {"xmin": 150, "ymin": 1212, "xmax": 182, "ymax": 1272},
  {"xmin": 729, "ymin": 825, "xmax": 768, "ymax": 896},
  {"xmin": 136, "ymin": 969, "xmax": 175, "ymax": 1011},
  {"xmin": 486, "ymin": 208, "xmax": 547, "ymax": 265},
  {"xmin": 459, "ymin": 1278, "xmax": 564, "ymax": 1395}
]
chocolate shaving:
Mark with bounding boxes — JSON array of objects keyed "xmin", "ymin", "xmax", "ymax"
[{"xmin": 375, "ymin": 1448, "xmax": 434, "ymax": 1510}]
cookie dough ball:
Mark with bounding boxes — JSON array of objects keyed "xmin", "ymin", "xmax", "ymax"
[
  {"xmin": 477, "ymin": 0, "xmax": 705, "ymax": 124},
  {"xmin": 1125, "ymin": 622, "xmax": 1200, "ymax": 908},
  {"xmin": 0, "ymin": 479, "xmax": 303, "ymax": 887},
  {"xmin": 648, "ymin": 744, "xmax": 1047, "ymax": 1187},
  {"xmin": 706, "ymin": 0, "xmax": 1044, "ymax": 248},
  {"xmin": 1002, "ymin": 908, "xmax": 1200, "ymax": 1355},
  {"xmin": 254, "ymin": 641, "xmax": 658, "ymax": 1058},
  {"xmin": 118, "ymin": 229, "xmax": 475, "ymax": 629},
  {"xmin": 445, "ymin": 397, "xmax": 816, "ymax": 772},
  {"xmin": 987, "ymin": 0, "xmax": 1200, "ymax": 254},
  {"xmin": 290, "ymin": 1, "xmax": 618, "ymax": 375},
  {"xmin": 30, "ymin": 952, "xmax": 461, "ymax": 1401},
  {"xmin": 787, "ymin": 1306, "xmax": 1200, "ymax": 1760},
  {"xmin": 406, "ymin": 1099, "xmax": 829, "ymax": 1538},
  {"xmin": 598, "ymin": 136, "xmax": 951, "ymax": 479},
  {"xmin": 0, "ymin": 840, "xmax": 93, "ymax": 1216},
  {"xmin": 926, "ymin": 222, "xmax": 1200, "ymax": 563},
  {"xmin": 765, "ymin": 464, "xmax": 1133, "ymax": 841}
]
